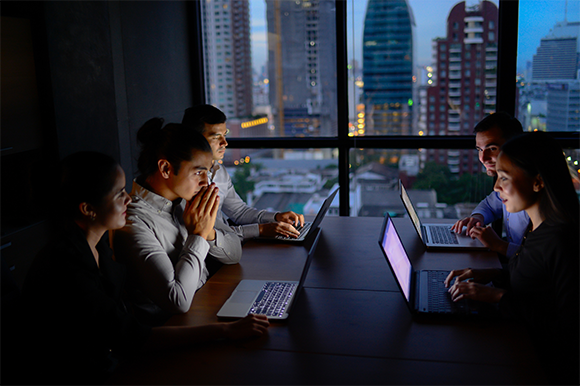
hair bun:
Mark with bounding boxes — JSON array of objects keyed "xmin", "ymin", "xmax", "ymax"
[{"xmin": 137, "ymin": 117, "xmax": 164, "ymax": 145}]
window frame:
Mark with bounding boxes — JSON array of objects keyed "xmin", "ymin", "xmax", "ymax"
[{"xmin": 191, "ymin": 0, "xmax": 580, "ymax": 216}]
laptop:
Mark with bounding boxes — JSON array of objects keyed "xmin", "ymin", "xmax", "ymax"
[
  {"xmin": 378, "ymin": 213, "xmax": 478, "ymax": 315},
  {"xmin": 217, "ymin": 228, "xmax": 321, "ymax": 320},
  {"xmin": 260, "ymin": 187, "xmax": 339, "ymax": 243},
  {"xmin": 399, "ymin": 180, "xmax": 486, "ymax": 250}
]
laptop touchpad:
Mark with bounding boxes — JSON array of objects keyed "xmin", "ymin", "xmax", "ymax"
[{"xmin": 230, "ymin": 290, "xmax": 258, "ymax": 303}]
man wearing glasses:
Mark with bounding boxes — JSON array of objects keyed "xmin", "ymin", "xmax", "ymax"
[{"xmin": 182, "ymin": 105, "xmax": 304, "ymax": 240}]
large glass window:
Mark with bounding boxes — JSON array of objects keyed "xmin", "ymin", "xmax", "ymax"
[
  {"xmin": 516, "ymin": 0, "xmax": 580, "ymax": 133},
  {"xmin": 349, "ymin": 148, "xmax": 493, "ymax": 217},
  {"xmin": 201, "ymin": 0, "xmax": 338, "ymax": 138},
  {"xmin": 347, "ymin": 0, "xmax": 499, "ymax": 137},
  {"xmin": 224, "ymin": 147, "xmax": 338, "ymax": 214},
  {"xmin": 198, "ymin": 0, "xmax": 579, "ymax": 218}
]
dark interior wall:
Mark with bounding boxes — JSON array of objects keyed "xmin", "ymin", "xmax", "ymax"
[
  {"xmin": 42, "ymin": 0, "xmax": 195, "ymax": 183},
  {"xmin": 117, "ymin": 0, "xmax": 195, "ymax": 180},
  {"xmin": 44, "ymin": 1, "xmax": 120, "ymax": 161}
]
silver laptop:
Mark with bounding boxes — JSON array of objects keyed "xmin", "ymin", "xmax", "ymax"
[
  {"xmin": 378, "ymin": 213, "xmax": 478, "ymax": 315},
  {"xmin": 217, "ymin": 229, "xmax": 321, "ymax": 320},
  {"xmin": 399, "ymin": 180, "xmax": 486, "ymax": 250},
  {"xmin": 261, "ymin": 187, "xmax": 338, "ymax": 243}
]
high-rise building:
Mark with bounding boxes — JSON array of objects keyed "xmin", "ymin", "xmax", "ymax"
[
  {"xmin": 532, "ymin": 21, "xmax": 579, "ymax": 81},
  {"xmin": 425, "ymin": 0, "xmax": 498, "ymax": 175},
  {"xmin": 266, "ymin": 0, "xmax": 337, "ymax": 137},
  {"xmin": 530, "ymin": 20, "xmax": 579, "ymax": 131},
  {"xmin": 201, "ymin": 0, "xmax": 253, "ymax": 119},
  {"xmin": 532, "ymin": 38, "xmax": 577, "ymax": 80},
  {"xmin": 362, "ymin": 0, "xmax": 415, "ymax": 135},
  {"xmin": 546, "ymin": 82, "xmax": 580, "ymax": 132}
]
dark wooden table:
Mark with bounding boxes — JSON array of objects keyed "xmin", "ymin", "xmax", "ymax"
[{"xmin": 109, "ymin": 216, "xmax": 546, "ymax": 385}]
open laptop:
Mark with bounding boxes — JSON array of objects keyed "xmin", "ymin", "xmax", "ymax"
[
  {"xmin": 399, "ymin": 180, "xmax": 486, "ymax": 250},
  {"xmin": 378, "ymin": 213, "xmax": 479, "ymax": 316},
  {"xmin": 217, "ymin": 228, "xmax": 321, "ymax": 320},
  {"xmin": 261, "ymin": 187, "xmax": 338, "ymax": 243}
]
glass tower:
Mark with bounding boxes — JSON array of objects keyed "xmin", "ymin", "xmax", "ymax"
[{"xmin": 362, "ymin": 0, "xmax": 415, "ymax": 135}]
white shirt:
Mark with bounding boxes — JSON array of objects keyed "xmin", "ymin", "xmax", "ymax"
[{"xmin": 113, "ymin": 180, "xmax": 242, "ymax": 318}]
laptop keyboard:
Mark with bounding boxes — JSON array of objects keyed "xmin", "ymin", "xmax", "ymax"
[
  {"xmin": 427, "ymin": 271, "xmax": 469, "ymax": 313},
  {"xmin": 249, "ymin": 281, "xmax": 297, "ymax": 317},
  {"xmin": 275, "ymin": 222, "xmax": 312, "ymax": 240},
  {"xmin": 429, "ymin": 225, "xmax": 459, "ymax": 245}
]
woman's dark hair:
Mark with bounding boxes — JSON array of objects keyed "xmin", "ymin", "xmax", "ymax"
[
  {"xmin": 136, "ymin": 118, "xmax": 212, "ymax": 178},
  {"xmin": 59, "ymin": 151, "xmax": 119, "ymax": 220},
  {"xmin": 500, "ymin": 132, "xmax": 579, "ymax": 226},
  {"xmin": 181, "ymin": 104, "xmax": 227, "ymax": 133}
]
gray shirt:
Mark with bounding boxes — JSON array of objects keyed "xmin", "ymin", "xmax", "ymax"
[
  {"xmin": 113, "ymin": 181, "xmax": 242, "ymax": 317},
  {"xmin": 211, "ymin": 163, "xmax": 278, "ymax": 239}
]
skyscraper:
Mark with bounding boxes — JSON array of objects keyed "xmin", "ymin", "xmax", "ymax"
[
  {"xmin": 425, "ymin": 0, "xmax": 498, "ymax": 175},
  {"xmin": 266, "ymin": 0, "xmax": 337, "ymax": 137},
  {"xmin": 531, "ymin": 20, "xmax": 579, "ymax": 131},
  {"xmin": 532, "ymin": 21, "xmax": 579, "ymax": 81},
  {"xmin": 362, "ymin": 0, "xmax": 415, "ymax": 135},
  {"xmin": 532, "ymin": 38, "xmax": 577, "ymax": 80},
  {"xmin": 201, "ymin": 0, "xmax": 253, "ymax": 119}
]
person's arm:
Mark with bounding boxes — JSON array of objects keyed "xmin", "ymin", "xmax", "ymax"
[
  {"xmin": 113, "ymin": 218, "xmax": 209, "ymax": 314},
  {"xmin": 451, "ymin": 192, "xmax": 502, "ymax": 234},
  {"xmin": 207, "ymin": 215, "xmax": 243, "ymax": 264},
  {"xmin": 471, "ymin": 191, "xmax": 503, "ymax": 225},
  {"xmin": 218, "ymin": 167, "xmax": 277, "ymax": 225},
  {"xmin": 142, "ymin": 314, "xmax": 269, "ymax": 352},
  {"xmin": 468, "ymin": 226, "xmax": 509, "ymax": 255}
]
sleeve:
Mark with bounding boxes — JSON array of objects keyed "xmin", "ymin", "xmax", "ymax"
[
  {"xmin": 471, "ymin": 191, "xmax": 503, "ymax": 225},
  {"xmin": 208, "ymin": 216, "xmax": 243, "ymax": 264},
  {"xmin": 113, "ymin": 218, "xmax": 209, "ymax": 314},
  {"xmin": 220, "ymin": 168, "xmax": 278, "ymax": 225}
]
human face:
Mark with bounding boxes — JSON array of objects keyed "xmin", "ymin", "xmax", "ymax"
[
  {"xmin": 475, "ymin": 126, "xmax": 505, "ymax": 176},
  {"xmin": 167, "ymin": 150, "xmax": 213, "ymax": 201},
  {"xmin": 94, "ymin": 166, "xmax": 131, "ymax": 231},
  {"xmin": 493, "ymin": 152, "xmax": 541, "ymax": 214},
  {"xmin": 202, "ymin": 122, "xmax": 229, "ymax": 162}
]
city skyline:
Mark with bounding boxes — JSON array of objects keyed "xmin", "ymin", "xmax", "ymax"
[{"xmin": 249, "ymin": 0, "xmax": 580, "ymax": 74}]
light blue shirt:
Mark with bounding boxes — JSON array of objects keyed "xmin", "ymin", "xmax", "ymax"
[{"xmin": 472, "ymin": 191, "xmax": 530, "ymax": 258}]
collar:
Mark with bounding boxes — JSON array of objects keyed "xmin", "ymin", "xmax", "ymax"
[
  {"xmin": 211, "ymin": 161, "xmax": 221, "ymax": 174},
  {"xmin": 209, "ymin": 162, "xmax": 221, "ymax": 184},
  {"xmin": 130, "ymin": 180, "xmax": 177, "ymax": 214}
]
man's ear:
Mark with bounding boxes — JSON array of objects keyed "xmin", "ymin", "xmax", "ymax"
[
  {"xmin": 533, "ymin": 175, "xmax": 545, "ymax": 193},
  {"xmin": 79, "ymin": 202, "xmax": 96, "ymax": 221},
  {"xmin": 158, "ymin": 159, "xmax": 172, "ymax": 179}
]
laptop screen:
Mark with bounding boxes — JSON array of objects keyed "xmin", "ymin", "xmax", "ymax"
[
  {"xmin": 399, "ymin": 181, "xmax": 424, "ymax": 242},
  {"xmin": 380, "ymin": 216, "xmax": 412, "ymax": 301}
]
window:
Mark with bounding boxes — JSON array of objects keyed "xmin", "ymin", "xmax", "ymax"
[
  {"xmin": 196, "ymin": 0, "xmax": 578, "ymax": 218},
  {"xmin": 517, "ymin": 0, "xmax": 580, "ymax": 134}
]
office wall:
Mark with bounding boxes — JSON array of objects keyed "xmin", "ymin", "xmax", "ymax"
[{"xmin": 43, "ymin": 0, "xmax": 195, "ymax": 183}]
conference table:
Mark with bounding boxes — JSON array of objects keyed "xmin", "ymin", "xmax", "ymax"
[{"xmin": 108, "ymin": 216, "xmax": 546, "ymax": 385}]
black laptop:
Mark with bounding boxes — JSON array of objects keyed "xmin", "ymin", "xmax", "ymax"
[{"xmin": 378, "ymin": 213, "xmax": 482, "ymax": 316}]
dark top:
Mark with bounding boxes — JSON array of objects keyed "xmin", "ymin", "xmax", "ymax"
[
  {"xmin": 499, "ymin": 221, "xmax": 579, "ymax": 384},
  {"xmin": 19, "ymin": 223, "xmax": 151, "ymax": 384}
]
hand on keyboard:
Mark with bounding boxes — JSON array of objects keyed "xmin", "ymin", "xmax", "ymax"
[
  {"xmin": 259, "ymin": 221, "xmax": 301, "ymax": 238},
  {"xmin": 275, "ymin": 211, "xmax": 305, "ymax": 228}
]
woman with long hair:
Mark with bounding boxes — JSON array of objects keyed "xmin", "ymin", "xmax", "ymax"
[
  {"xmin": 19, "ymin": 151, "xmax": 268, "ymax": 384},
  {"xmin": 445, "ymin": 132, "xmax": 579, "ymax": 384}
]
